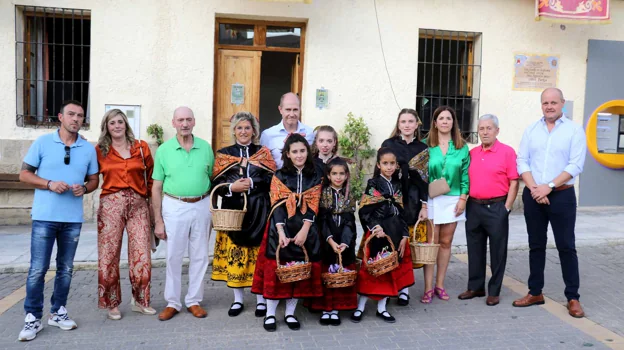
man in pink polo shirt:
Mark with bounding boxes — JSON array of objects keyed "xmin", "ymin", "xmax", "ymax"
[{"xmin": 458, "ymin": 114, "xmax": 519, "ymax": 306}]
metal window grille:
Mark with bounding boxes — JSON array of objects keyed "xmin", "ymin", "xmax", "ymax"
[
  {"xmin": 416, "ymin": 29, "xmax": 482, "ymax": 143},
  {"xmin": 15, "ymin": 6, "xmax": 91, "ymax": 128}
]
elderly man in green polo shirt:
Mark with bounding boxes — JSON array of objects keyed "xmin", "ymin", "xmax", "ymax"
[{"xmin": 151, "ymin": 106, "xmax": 214, "ymax": 321}]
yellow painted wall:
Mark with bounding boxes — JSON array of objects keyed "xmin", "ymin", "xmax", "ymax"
[{"xmin": 1, "ymin": 0, "xmax": 624, "ymax": 150}]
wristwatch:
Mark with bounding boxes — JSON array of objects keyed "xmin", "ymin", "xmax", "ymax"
[
  {"xmin": 82, "ymin": 185, "xmax": 88, "ymax": 194},
  {"xmin": 548, "ymin": 182, "xmax": 556, "ymax": 190}
]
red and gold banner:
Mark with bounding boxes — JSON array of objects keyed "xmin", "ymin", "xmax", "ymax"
[{"xmin": 536, "ymin": 0, "xmax": 610, "ymax": 23}]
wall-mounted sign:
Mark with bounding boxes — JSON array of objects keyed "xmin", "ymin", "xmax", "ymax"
[
  {"xmin": 513, "ymin": 53, "xmax": 559, "ymax": 91},
  {"xmin": 231, "ymin": 83, "xmax": 244, "ymax": 105},
  {"xmin": 316, "ymin": 88, "xmax": 328, "ymax": 109}
]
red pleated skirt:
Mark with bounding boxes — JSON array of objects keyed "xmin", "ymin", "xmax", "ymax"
[
  {"xmin": 356, "ymin": 231, "xmax": 415, "ymax": 301},
  {"xmin": 251, "ymin": 223, "xmax": 323, "ymax": 300},
  {"xmin": 304, "ymin": 262, "xmax": 358, "ymax": 312}
]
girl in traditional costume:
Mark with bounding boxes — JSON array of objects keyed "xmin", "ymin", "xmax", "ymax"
[
  {"xmin": 251, "ymin": 134, "xmax": 323, "ymax": 332},
  {"xmin": 311, "ymin": 125, "xmax": 339, "ymax": 174},
  {"xmin": 211, "ymin": 112, "xmax": 276, "ymax": 317},
  {"xmin": 380, "ymin": 108, "xmax": 429, "ymax": 305},
  {"xmin": 305, "ymin": 157, "xmax": 357, "ymax": 326},
  {"xmin": 353, "ymin": 147, "xmax": 415, "ymax": 323}
]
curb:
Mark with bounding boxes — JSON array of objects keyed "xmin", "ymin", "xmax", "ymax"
[{"xmin": 3, "ymin": 238, "xmax": 624, "ymax": 273}]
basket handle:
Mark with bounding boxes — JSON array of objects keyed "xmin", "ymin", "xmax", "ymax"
[
  {"xmin": 276, "ymin": 240, "xmax": 309, "ymax": 267},
  {"xmin": 363, "ymin": 233, "xmax": 395, "ymax": 265},
  {"xmin": 209, "ymin": 182, "xmax": 248, "ymax": 211},
  {"xmin": 412, "ymin": 218, "xmax": 436, "ymax": 244},
  {"xmin": 336, "ymin": 250, "xmax": 344, "ymax": 273}
]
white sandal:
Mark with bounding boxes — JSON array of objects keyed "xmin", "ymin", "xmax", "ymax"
[{"xmin": 131, "ymin": 298, "xmax": 156, "ymax": 315}]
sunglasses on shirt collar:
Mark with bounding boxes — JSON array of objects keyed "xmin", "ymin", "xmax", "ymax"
[{"xmin": 64, "ymin": 146, "xmax": 71, "ymax": 165}]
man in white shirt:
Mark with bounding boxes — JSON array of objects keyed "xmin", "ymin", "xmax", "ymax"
[
  {"xmin": 260, "ymin": 92, "xmax": 315, "ymax": 169},
  {"xmin": 513, "ymin": 88, "xmax": 587, "ymax": 318}
]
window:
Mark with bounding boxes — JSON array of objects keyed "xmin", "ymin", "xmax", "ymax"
[
  {"xmin": 15, "ymin": 6, "xmax": 91, "ymax": 128},
  {"xmin": 416, "ymin": 29, "xmax": 482, "ymax": 143}
]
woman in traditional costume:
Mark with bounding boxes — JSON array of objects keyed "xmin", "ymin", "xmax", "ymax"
[{"xmin": 211, "ymin": 112, "xmax": 276, "ymax": 317}]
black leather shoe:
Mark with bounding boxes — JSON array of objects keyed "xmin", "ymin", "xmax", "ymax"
[
  {"xmin": 228, "ymin": 302, "xmax": 244, "ymax": 317},
  {"xmin": 350, "ymin": 310, "xmax": 363, "ymax": 323},
  {"xmin": 255, "ymin": 303, "xmax": 267, "ymax": 317},
  {"xmin": 319, "ymin": 314, "xmax": 331, "ymax": 326},
  {"xmin": 329, "ymin": 314, "xmax": 341, "ymax": 326},
  {"xmin": 397, "ymin": 292, "xmax": 410, "ymax": 306},
  {"xmin": 284, "ymin": 315, "xmax": 301, "ymax": 330},
  {"xmin": 263, "ymin": 316, "xmax": 277, "ymax": 332},
  {"xmin": 376, "ymin": 311, "xmax": 396, "ymax": 323}
]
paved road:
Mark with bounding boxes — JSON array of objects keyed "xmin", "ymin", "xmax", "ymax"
[{"xmin": 0, "ymin": 248, "xmax": 616, "ymax": 349}]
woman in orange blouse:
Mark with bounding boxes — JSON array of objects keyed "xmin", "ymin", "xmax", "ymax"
[{"xmin": 96, "ymin": 109, "xmax": 156, "ymax": 320}]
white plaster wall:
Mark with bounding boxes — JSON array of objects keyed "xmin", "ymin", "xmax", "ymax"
[{"xmin": 1, "ymin": 0, "xmax": 623, "ymax": 150}]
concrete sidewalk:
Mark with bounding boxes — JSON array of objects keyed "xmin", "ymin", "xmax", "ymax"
[{"xmin": 1, "ymin": 207, "xmax": 623, "ymax": 272}]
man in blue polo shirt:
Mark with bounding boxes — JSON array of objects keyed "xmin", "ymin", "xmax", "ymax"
[
  {"xmin": 260, "ymin": 92, "xmax": 315, "ymax": 168},
  {"xmin": 17, "ymin": 100, "xmax": 99, "ymax": 341}
]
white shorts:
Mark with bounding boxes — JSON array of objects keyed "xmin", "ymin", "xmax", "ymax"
[{"xmin": 427, "ymin": 195, "xmax": 466, "ymax": 225}]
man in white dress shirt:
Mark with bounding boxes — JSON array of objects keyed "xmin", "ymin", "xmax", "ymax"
[{"xmin": 260, "ymin": 92, "xmax": 315, "ymax": 169}]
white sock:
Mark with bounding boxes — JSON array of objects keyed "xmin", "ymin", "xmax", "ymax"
[
  {"xmin": 330, "ymin": 310, "xmax": 339, "ymax": 319},
  {"xmin": 232, "ymin": 289, "xmax": 244, "ymax": 309},
  {"xmin": 356, "ymin": 296, "xmax": 368, "ymax": 314},
  {"xmin": 399, "ymin": 287, "xmax": 409, "ymax": 300},
  {"xmin": 265, "ymin": 299, "xmax": 279, "ymax": 324},
  {"xmin": 321, "ymin": 311, "xmax": 331, "ymax": 319},
  {"xmin": 256, "ymin": 295, "xmax": 266, "ymax": 310},
  {"xmin": 285, "ymin": 298, "xmax": 298, "ymax": 317},
  {"xmin": 377, "ymin": 297, "xmax": 388, "ymax": 313}
]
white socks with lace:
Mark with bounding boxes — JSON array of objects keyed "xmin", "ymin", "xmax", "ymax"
[
  {"xmin": 285, "ymin": 298, "xmax": 298, "ymax": 316},
  {"xmin": 265, "ymin": 299, "xmax": 279, "ymax": 324},
  {"xmin": 399, "ymin": 287, "xmax": 409, "ymax": 300},
  {"xmin": 377, "ymin": 297, "xmax": 388, "ymax": 313},
  {"xmin": 256, "ymin": 295, "xmax": 266, "ymax": 310},
  {"xmin": 355, "ymin": 295, "xmax": 368, "ymax": 315},
  {"xmin": 231, "ymin": 289, "xmax": 244, "ymax": 309}
]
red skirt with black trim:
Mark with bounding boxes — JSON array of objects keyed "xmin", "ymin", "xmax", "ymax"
[
  {"xmin": 251, "ymin": 224, "xmax": 323, "ymax": 300},
  {"xmin": 304, "ymin": 262, "xmax": 358, "ymax": 312},
  {"xmin": 356, "ymin": 231, "xmax": 415, "ymax": 301}
]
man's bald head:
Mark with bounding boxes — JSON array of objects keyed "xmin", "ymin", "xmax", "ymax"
[
  {"xmin": 173, "ymin": 106, "xmax": 195, "ymax": 119},
  {"xmin": 279, "ymin": 92, "xmax": 300, "ymax": 107},
  {"xmin": 541, "ymin": 88, "xmax": 564, "ymax": 102},
  {"xmin": 172, "ymin": 106, "xmax": 196, "ymax": 137}
]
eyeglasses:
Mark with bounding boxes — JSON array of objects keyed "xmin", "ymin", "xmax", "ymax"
[{"xmin": 64, "ymin": 146, "xmax": 71, "ymax": 165}]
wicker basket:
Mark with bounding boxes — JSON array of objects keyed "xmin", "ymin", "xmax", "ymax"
[
  {"xmin": 410, "ymin": 219, "xmax": 439, "ymax": 265},
  {"xmin": 363, "ymin": 235, "xmax": 398, "ymax": 277},
  {"xmin": 209, "ymin": 183, "xmax": 247, "ymax": 231},
  {"xmin": 322, "ymin": 251, "xmax": 357, "ymax": 288},
  {"xmin": 275, "ymin": 244, "xmax": 312, "ymax": 283}
]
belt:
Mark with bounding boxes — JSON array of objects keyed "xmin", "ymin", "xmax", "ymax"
[
  {"xmin": 469, "ymin": 195, "xmax": 507, "ymax": 205},
  {"xmin": 164, "ymin": 191, "xmax": 210, "ymax": 203},
  {"xmin": 554, "ymin": 184, "xmax": 574, "ymax": 191}
]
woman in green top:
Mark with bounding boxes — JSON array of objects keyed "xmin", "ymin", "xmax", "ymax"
[{"xmin": 421, "ymin": 106, "xmax": 470, "ymax": 304}]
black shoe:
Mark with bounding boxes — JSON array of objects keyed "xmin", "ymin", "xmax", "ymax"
[
  {"xmin": 350, "ymin": 310, "xmax": 363, "ymax": 323},
  {"xmin": 228, "ymin": 302, "xmax": 244, "ymax": 317},
  {"xmin": 284, "ymin": 315, "xmax": 301, "ymax": 330},
  {"xmin": 263, "ymin": 316, "xmax": 277, "ymax": 332},
  {"xmin": 397, "ymin": 292, "xmax": 410, "ymax": 306},
  {"xmin": 329, "ymin": 314, "xmax": 341, "ymax": 326},
  {"xmin": 255, "ymin": 303, "xmax": 267, "ymax": 317},
  {"xmin": 319, "ymin": 314, "xmax": 331, "ymax": 326},
  {"xmin": 376, "ymin": 311, "xmax": 396, "ymax": 323}
]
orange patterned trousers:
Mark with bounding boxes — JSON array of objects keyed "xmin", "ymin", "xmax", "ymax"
[{"xmin": 98, "ymin": 189, "xmax": 152, "ymax": 309}]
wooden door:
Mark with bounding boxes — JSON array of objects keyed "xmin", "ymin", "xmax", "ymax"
[{"xmin": 214, "ymin": 49, "xmax": 262, "ymax": 150}]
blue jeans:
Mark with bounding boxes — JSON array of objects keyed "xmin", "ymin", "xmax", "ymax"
[{"xmin": 24, "ymin": 220, "xmax": 82, "ymax": 319}]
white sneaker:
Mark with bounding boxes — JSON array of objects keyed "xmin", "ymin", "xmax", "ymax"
[
  {"xmin": 48, "ymin": 306, "xmax": 77, "ymax": 330},
  {"xmin": 18, "ymin": 313, "xmax": 43, "ymax": 341}
]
